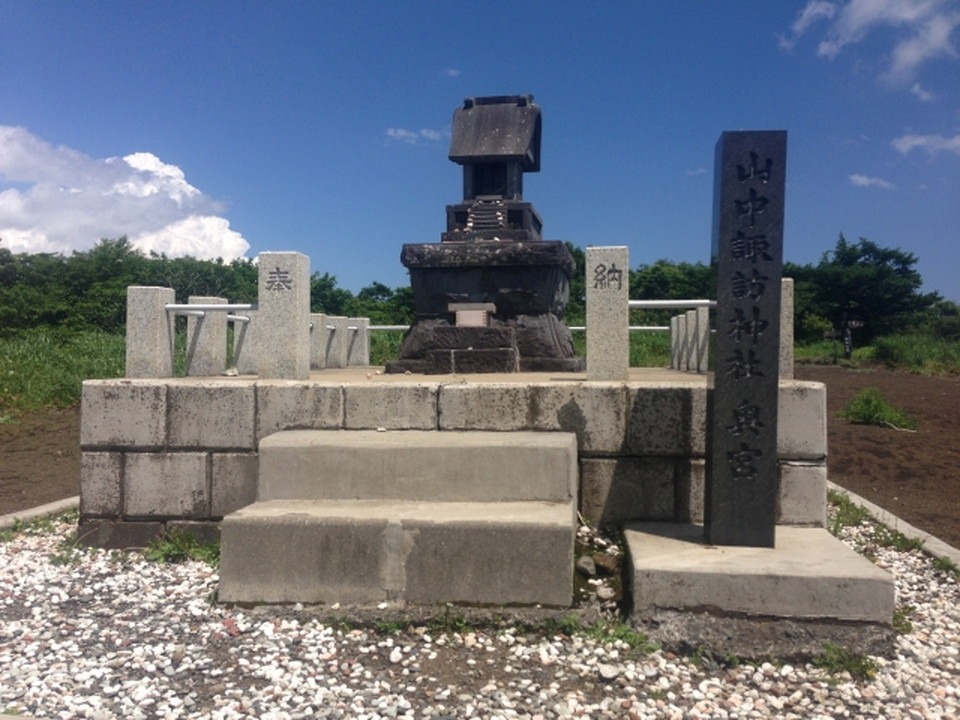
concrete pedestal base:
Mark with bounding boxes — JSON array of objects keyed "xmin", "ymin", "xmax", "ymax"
[{"xmin": 625, "ymin": 522, "xmax": 896, "ymax": 657}]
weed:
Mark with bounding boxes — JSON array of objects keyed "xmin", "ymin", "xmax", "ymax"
[
  {"xmin": 932, "ymin": 555, "xmax": 960, "ymax": 577},
  {"xmin": 827, "ymin": 490, "xmax": 872, "ymax": 537},
  {"xmin": 585, "ymin": 620, "xmax": 658, "ymax": 653},
  {"xmin": 143, "ymin": 530, "xmax": 220, "ymax": 566},
  {"xmin": 873, "ymin": 525, "xmax": 925, "ymax": 553},
  {"xmin": 838, "ymin": 388, "xmax": 918, "ymax": 431},
  {"xmin": 812, "ymin": 642, "xmax": 878, "ymax": 681},
  {"xmin": 892, "ymin": 605, "xmax": 914, "ymax": 634},
  {"xmin": 48, "ymin": 534, "xmax": 83, "ymax": 567},
  {"xmin": 374, "ymin": 620, "xmax": 406, "ymax": 635},
  {"xmin": 427, "ymin": 605, "xmax": 470, "ymax": 634}
]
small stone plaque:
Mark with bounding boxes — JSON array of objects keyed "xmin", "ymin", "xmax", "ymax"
[{"xmin": 705, "ymin": 131, "xmax": 787, "ymax": 548}]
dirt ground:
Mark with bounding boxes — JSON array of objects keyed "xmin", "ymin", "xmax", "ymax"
[{"xmin": 1, "ymin": 367, "xmax": 957, "ymax": 548}]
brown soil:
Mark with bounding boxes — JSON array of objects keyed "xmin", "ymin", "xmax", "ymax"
[{"xmin": 1, "ymin": 368, "xmax": 957, "ymax": 548}]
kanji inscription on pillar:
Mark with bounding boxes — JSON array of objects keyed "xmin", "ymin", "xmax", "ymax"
[{"xmin": 705, "ymin": 131, "xmax": 786, "ymax": 548}]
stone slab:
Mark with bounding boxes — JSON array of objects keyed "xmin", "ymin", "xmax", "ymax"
[
  {"xmin": 258, "ymin": 430, "xmax": 577, "ymax": 503},
  {"xmin": 625, "ymin": 384, "xmax": 707, "ymax": 456},
  {"xmin": 778, "ymin": 461, "xmax": 827, "ymax": 527},
  {"xmin": 219, "ymin": 499, "xmax": 575, "ymax": 606},
  {"xmin": 438, "ymin": 383, "xmax": 530, "ymax": 431},
  {"xmin": 77, "ymin": 519, "xmax": 164, "ymax": 549},
  {"xmin": 211, "ymin": 452, "xmax": 259, "ymax": 517},
  {"xmin": 255, "ymin": 381, "xmax": 343, "ymax": 440},
  {"xmin": 579, "ymin": 457, "xmax": 675, "ymax": 527},
  {"xmin": 777, "ymin": 381, "xmax": 827, "ymax": 460},
  {"xmin": 625, "ymin": 522, "xmax": 894, "ymax": 623},
  {"xmin": 527, "ymin": 383, "xmax": 628, "ymax": 454}
]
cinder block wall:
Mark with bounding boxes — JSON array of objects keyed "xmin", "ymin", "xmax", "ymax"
[{"xmin": 78, "ymin": 377, "xmax": 827, "ymax": 547}]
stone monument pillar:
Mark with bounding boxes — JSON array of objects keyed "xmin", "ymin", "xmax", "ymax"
[
  {"xmin": 386, "ymin": 95, "xmax": 584, "ymax": 374},
  {"xmin": 705, "ymin": 131, "xmax": 787, "ymax": 548}
]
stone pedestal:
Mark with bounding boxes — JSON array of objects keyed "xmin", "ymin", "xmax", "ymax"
[{"xmin": 386, "ymin": 241, "xmax": 584, "ymax": 374}]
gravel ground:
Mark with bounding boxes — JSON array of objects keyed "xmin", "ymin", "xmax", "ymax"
[{"xmin": 1, "ymin": 515, "xmax": 958, "ymax": 720}]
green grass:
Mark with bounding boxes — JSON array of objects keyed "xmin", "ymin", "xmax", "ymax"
[
  {"xmin": 143, "ymin": 530, "xmax": 220, "ymax": 566},
  {"xmin": 0, "ymin": 328, "xmax": 124, "ymax": 415},
  {"xmin": 892, "ymin": 605, "xmax": 914, "ymax": 634},
  {"xmin": 827, "ymin": 490, "xmax": 873, "ymax": 537},
  {"xmin": 838, "ymin": 388, "xmax": 918, "ymax": 431},
  {"xmin": 369, "ymin": 329, "xmax": 405, "ymax": 366},
  {"xmin": 932, "ymin": 555, "xmax": 960, "ymax": 577},
  {"xmin": 873, "ymin": 334, "xmax": 960, "ymax": 375}
]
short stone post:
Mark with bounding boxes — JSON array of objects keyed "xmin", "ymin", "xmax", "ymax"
[
  {"xmin": 185, "ymin": 296, "xmax": 227, "ymax": 376},
  {"xmin": 694, "ymin": 305, "xmax": 709, "ymax": 373},
  {"xmin": 233, "ymin": 309, "xmax": 258, "ymax": 375},
  {"xmin": 347, "ymin": 317, "xmax": 370, "ymax": 366},
  {"xmin": 684, "ymin": 310, "xmax": 698, "ymax": 371},
  {"xmin": 310, "ymin": 313, "xmax": 328, "ymax": 369},
  {"xmin": 324, "ymin": 317, "xmax": 350, "ymax": 369},
  {"xmin": 125, "ymin": 286, "xmax": 175, "ymax": 378},
  {"xmin": 705, "ymin": 130, "xmax": 787, "ymax": 548},
  {"xmin": 257, "ymin": 252, "xmax": 311, "ymax": 380},
  {"xmin": 670, "ymin": 315, "xmax": 680, "ymax": 369},
  {"xmin": 780, "ymin": 278, "xmax": 794, "ymax": 379},
  {"xmin": 586, "ymin": 246, "xmax": 629, "ymax": 381}
]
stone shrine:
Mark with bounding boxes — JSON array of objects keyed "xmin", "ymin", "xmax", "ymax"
[{"xmin": 386, "ymin": 95, "xmax": 584, "ymax": 374}]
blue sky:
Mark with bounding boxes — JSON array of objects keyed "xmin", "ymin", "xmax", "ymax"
[{"xmin": 1, "ymin": 2, "xmax": 958, "ymax": 300}]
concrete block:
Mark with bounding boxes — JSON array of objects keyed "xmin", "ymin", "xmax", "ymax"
[
  {"xmin": 528, "ymin": 383, "xmax": 627, "ymax": 454},
  {"xmin": 80, "ymin": 452, "xmax": 122, "ymax": 516},
  {"xmin": 77, "ymin": 519, "xmax": 164, "ymax": 549},
  {"xmin": 344, "ymin": 383, "xmax": 438, "ymax": 430},
  {"xmin": 186, "ymin": 296, "xmax": 227, "ymax": 376},
  {"xmin": 257, "ymin": 251, "xmax": 311, "ymax": 380},
  {"xmin": 220, "ymin": 504, "xmax": 390, "ymax": 604},
  {"xmin": 167, "ymin": 381, "xmax": 256, "ymax": 449},
  {"xmin": 404, "ymin": 507, "xmax": 574, "ymax": 606},
  {"xmin": 579, "ymin": 457, "xmax": 675, "ymax": 527},
  {"xmin": 626, "ymin": 523, "xmax": 894, "ymax": 623},
  {"xmin": 438, "ymin": 383, "xmax": 529, "ymax": 431},
  {"xmin": 625, "ymin": 385, "xmax": 707, "ymax": 456},
  {"xmin": 684, "ymin": 311, "xmax": 696, "ymax": 371},
  {"xmin": 80, "ymin": 381, "xmax": 166, "ymax": 449},
  {"xmin": 233, "ymin": 309, "xmax": 258, "ymax": 375},
  {"xmin": 256, "ymin": 381, "xmax": 343, "ymax": 440},
  {"xmin": 670, "ymin": 316, "xmax": 680, "ymax": 370},
  {"xmin": 675, "ymin": 458, "xmax": 705, "ymax": 524},
  {"xmin": 586, "ymin": 246, "xmax": 629, "ymax": 381},
  {"xmin": 211, "ymin": 453, "xmax": 259, "ymax": 517},
  {"xmin": 125, "ymin": 286, "xmax": 175, "ymax": 378},
  {"xmin": 347, "ymin": 317, "xmax": 370, "ymax": 366},
  {"xmin": 778, "ymin": 461, "xmax": 827, "ymax": 527},
  {"xmin": 258, "ymin": 430, "xmax": 577, "ymax": 503},
  {"xmin": 124, "ymin": 452, "xmax": 209, "ymax": 518},
  {"xmin": 777, "ymin": 381, "xmax": 827, "ymax": 460},
  {"xmin": 167, "ymin": 520, "xmax": 221, "ymax": 545}
]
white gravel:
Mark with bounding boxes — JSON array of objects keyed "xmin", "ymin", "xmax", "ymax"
[{"xmin": 1, "ymin": 515, "xmax": 958, "ymax": 719}]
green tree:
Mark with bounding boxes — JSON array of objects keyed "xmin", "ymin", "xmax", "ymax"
[{"xmin": 802, "ymin": 235, "xmax": 938, "ymax": 342}]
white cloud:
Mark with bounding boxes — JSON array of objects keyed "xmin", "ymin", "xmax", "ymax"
[
  {"xmin": 910, "ymin": 82, "xmax": 936, "ymax": 101},
  {"xmin": 849, "ymin": 173, "xmax": 896, "ymax": 189},
  {"xmin": 786, "ymin": 0, "xmax": 960, "ymax": 85},
  {"xmin": 686, "ymin": 167, "xmax": 708, "ymax": 176},
  {"xmin": 0, "ymin": 126, "xmax": 248, "ymax": 260},
  {"xmin": 445, "ymin": 68, "xmax": 461, "ymax": 77},
  {"xmin": 891, "ymin": 132, "xmax": 960, "ymax": 156},
  {"xmin": 386, "ymin": 127, "xmax": 447, "ymax": 144}
]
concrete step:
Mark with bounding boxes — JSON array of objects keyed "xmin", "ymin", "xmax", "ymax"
[
  {"xmin": 219, "ymin": 498, "xmax": 575, "ymax": 606},
  {"xmin": 258, "ymin": 430, "xmax": 578, "ymax": 503}
]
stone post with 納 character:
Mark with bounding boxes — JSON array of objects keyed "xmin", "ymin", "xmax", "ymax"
[
  {"xmin": 257, "ymin": 252, "xmax": 311, "ymax": 380},
  {"xmin": 586, "ymin": 246, "xmax": 629, "ymax": 381},
  {"xmin": 705, "ymin": 131, "xmax": 786, "ymax": 548}
]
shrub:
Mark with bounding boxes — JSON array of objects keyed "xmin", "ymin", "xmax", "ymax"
[{"xmin": 838, "ymin": 388, "xmax": 918, "ymax": 431}]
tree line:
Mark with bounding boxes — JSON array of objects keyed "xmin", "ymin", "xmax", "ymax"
[{"xmin": 1, "ymin": 235, "xmax": 955, "ymax": 343}]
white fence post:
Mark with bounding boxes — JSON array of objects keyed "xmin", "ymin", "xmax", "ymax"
[
  {"xmin": 185, "ymin": 296, "xmax": 227, "ymax": 376},
  {"xmin": 586, "ymin": 246, "xmax": 630, "ymax": 381}
]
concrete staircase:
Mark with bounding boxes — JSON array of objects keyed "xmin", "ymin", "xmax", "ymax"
[{"xmin": 219, "ymin": 430, "xmax": 578, "ymax": 606}]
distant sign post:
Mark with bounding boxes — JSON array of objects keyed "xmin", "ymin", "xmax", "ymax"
[{"xmin": 705, "ymin": 131, "xmax": 787, "ymax": 548}]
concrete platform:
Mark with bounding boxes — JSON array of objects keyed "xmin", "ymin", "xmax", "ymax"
[
  {"xmin": 219, "ymin": 498, "xmax": 575, "ymax": 606},
  {"xmin": 259, "ymin": 430, "xmax": 577, "ymax": 503},
  {"xmin": 625, "ymin": 522, "xmax": 896, "ymax": 657}
]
